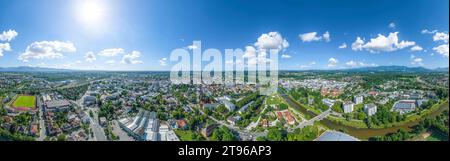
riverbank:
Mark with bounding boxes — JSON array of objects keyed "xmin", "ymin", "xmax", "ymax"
[
  {"xmin": 280, "ymin": 92, "xmax": 449, "ymax": 139},
  {"xmin": 325, "ymin": 100, "xmax": 449, "ymax": 130}
]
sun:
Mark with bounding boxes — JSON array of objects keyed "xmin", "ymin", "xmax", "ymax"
[{"xmin": 76, "ymin": 0, "xmax": 106, "ymax": 28}]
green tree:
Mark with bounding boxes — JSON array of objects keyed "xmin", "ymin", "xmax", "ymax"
[
  {"xmin": 267, "ymin": 128, "xmax": 284, "ymax": 141},
  {"xmin": 211, "ymin": 126, "xmax": 236, "ymax": 141},
  {"xmin": 332, "ymin": 101, "xmax": 343, "ymax": 113},
  {"xmin": 357, "ymin": 111, "xmax": 366, "ymax": 120},
  {"xmin": 57, "ymin": 134, "xmax": 66, "ymax": 141}
]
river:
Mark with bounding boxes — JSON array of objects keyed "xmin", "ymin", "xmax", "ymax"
[{"xmin": 280, "ymin": 93, "xmax": 449, "ymax": 139}]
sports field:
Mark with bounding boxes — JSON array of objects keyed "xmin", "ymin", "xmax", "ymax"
[{"xmin": 12, "ymin": 95, "xmax": 36, "ymax": 109}]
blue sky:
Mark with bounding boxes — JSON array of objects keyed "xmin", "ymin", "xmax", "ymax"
[{"xmin": 0, "ymin": 0, "xmax": 448, "ymax": 71}]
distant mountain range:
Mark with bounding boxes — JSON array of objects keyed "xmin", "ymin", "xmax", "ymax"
[
  {"xmin": 0, "ymin": 65, "xmax": 448, "ymax": 72},
  {"xmin": 344, "ymin": 66, "xmax": 449, "ymax": 72}
]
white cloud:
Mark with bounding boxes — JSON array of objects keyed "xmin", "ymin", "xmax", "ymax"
[
  {"xmin": 339, "ymin": 43, "xmax": 347, "ymax": 49},
  {"xmin": 351, "ymin": 37, "xmax": 365, "ymax": 51},
  {"xmin": 428, "ymin": 31, "xmax": 449, "ymax": 59},
  {"xmin": 84, "ymin": 52, "xmax": 97, "ymax": 62},
  {"xmin": 34, "ymin": 62, "xmax": 84, "ymax": 69},
  {"xmin": 396, "ymin": 40, "xmax": 416, "ymax": 49},
  {"xmin": 353, "ymin": 32, "xmax": 416, "ymax": 53},
  {"xmin": 359, "ymin": 62, "xmax": 377, "ymax": 67},
  {"xmin": 345, "ymin": 60, "xmax": 377, "ymax": 68},
  {"xmin": 243, "ymin": 46, "xmax": 257, "ymax": 58},
  {"xmin": 433, "ymin": 32, "xmax": 449, "ymax": 43},
  {"xmin": 243, "ymin": 32, "xmax": 288, "ymax": 66},
  {"xmin": 254, "ymin": 31, "xmax": 289, "ymax": 51},
  {"xmin": 19, "ymin": 41, "xmax": 76, "ymax": 62},
  {"xmin": 433, "ymin": 44, "xmax": 449, "ymax": 59},
  {"xmin": 246, "ymin": 49, "xmax": 272, "ymax": 66},
  {"xmin": 0, "ymin": 43, "xmax": 11, "ymax": 57},
  {"xmin": 159, "ymin": 58, "xmax": 167, "ymax": 66},
  {"xmin": 411, "ymin": 58, "xmax": 423, "ymax": 66},
  {"xmin": 98, "ymin": 48, "xmax": 125, "ymax": 57},
  {"xmin": 0, "ymin": 29, "xmax": 18, "ymax": 42},
  {"xmin": 281, "ymin": 54, "xmax": 291, "ymax": 59},
  {"xmin": 345, "ymin": 60, "xmax": 358, "ymax": 67},
  {"xmin": 422, "ymin": 29, "xmax": 438, "ymax": 34},
  {"xmin": 410, "ymin": 45, "xmax": 423, "ymax": 52},
  {"xmin": 299, "ymin": 32, "xmax": 321, "ymax": 42},
  {"xmin": 121, "ymin": 51, "xmax": 143, "ymax": 64},
  {"xmin": 388, "ymin": 22, "xmax": 396, "ymax": 29},
  {"xmin": 298, "ymin": 31, "xmax": 330, "ymax": 42},
  {"xmin": 327, "ymin": 58, "xmax": 338, "ymax": 68},
  {"xmin": 410, "ymin": 55, "xmax": 424, "ymax": 66},
  {"xmin": 323, "ymin": 31, "xmax": 331, "ymax": 42}
]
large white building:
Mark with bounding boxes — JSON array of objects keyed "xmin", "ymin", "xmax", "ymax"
[
  {"xmin": 364, "ymin": 103, "xmax": 377, "ymax": 116},
  {"xmin": 322, "ymin": 99, "xmax": 336, "ymax": 108},
  {"xmin": 343, "ymin": 101, "xmax": 354, "ymax": 114},
  {"xmin": 218, "ymin": 96, "xmax": 236, "ymax": 111},
  {"xmin": 45, "ymin": 100, "xmax": 71, "ymax": 112},
  {"xmin": 354, "ymin": 95, "xmax": 363, "ymax": 104}
]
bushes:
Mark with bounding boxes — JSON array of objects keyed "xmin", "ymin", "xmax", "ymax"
[
  {"xmin": 257, "ymin": 125, "xmax": 321, "ymax": 141},
  {"xmin": 370, "ymin": 110, "xmax": 449, "ymax": 141},
  {"xmin": 0, "ymin": 128, "xmax": 35, "ymax": 141},
  {"xmin": 210, "ymin": 126, "xmax": 237, "ymax": 141},
  {"xmin": 369, "ymin": 129, "xmax": 411, "ymax": 141},
  {"xmin": 287, "ymin": 125, "xmax": 320, "ymax": 141}
]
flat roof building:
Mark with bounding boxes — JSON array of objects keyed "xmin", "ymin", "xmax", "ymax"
[
  {"xmin": 45, "ymin": 100, "xmax": 71, "ymax": 112},
  {"xmin": 393, "ymin": 100, "xmax": 416, "ymax": 115}
]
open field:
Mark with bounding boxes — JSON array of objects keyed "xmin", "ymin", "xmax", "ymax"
[{"xmin": 11, "ymin": 95, "xmax": 36, "ymax": 110}]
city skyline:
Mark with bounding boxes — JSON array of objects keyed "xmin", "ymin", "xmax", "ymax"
[{"xmin": 0, "ymin": 0, "xmax": 449, "ymax": 71}]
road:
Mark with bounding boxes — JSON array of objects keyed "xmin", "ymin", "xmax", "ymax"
[
  {"xmin": 89, "ymin": 108, "xmax": 107, "ymax": 141},
  {"xmin": 37, "ymin": 96, "xmax": 46, "ymax": 141},
  {"xmin": 198, "ymin": 107, "xmax": 267, "ymax": 141},
  {"xmin": 288, "ymin": 109, "xmax": 332, "ymax": 132},
  {"xmin": 71, "ymin": 92, "xmax": 107, "ymax": 141}
]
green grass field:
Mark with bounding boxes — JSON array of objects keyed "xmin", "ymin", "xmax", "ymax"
[
  {"xmin": 12, "ymin": 95, "xmax": 36, "ymax": 109},
  {"xmin": 175, "ymin": 130, "xmax": 204, "ymax": 141}
]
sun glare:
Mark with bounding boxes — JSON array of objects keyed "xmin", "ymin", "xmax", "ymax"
[{"xmin": 76, "ymin": 0, "xmax": 106, "ymax": 28}]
